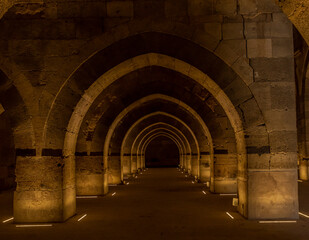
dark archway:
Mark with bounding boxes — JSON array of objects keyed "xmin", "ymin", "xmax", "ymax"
[{"xmin": 145, "ymin": 136, "xmax": 180, "ymax": 168}]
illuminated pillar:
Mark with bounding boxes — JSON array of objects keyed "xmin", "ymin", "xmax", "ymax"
[
  {"xmin": 211, "ymin": 151, "xmax": 237, "ymax": 194},
  {"xmin": 131, "ymin": 154, "xmax": 137, "ymax": 174},
  {"xmin": 191, "ymin": 154, "xmax": 199, "ymax": 179},
  {"xmin": 14, "ymin": 155, "xmax": 68, "ymax": 222},
  {"xmin": 200, "ymin": 153, "xmax": 210, "ymax": 182},
  {"xmin": 299, "ymin": 159, "xmax": 309, "ymax": 180},
  {"xmin": 122, "ymin": 154, "xmax": 131, "ymax": 177},
  {"xmin": 108, "ymin": 155, "xmax": 122, "ymax": 184},
  {"xmin": 76, "ymin": 155, "xmax": 105, "ymax": 195}
]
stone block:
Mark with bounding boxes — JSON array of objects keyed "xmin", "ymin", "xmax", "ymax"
[
  {"xmin": 191, "ymin": 155, "xmax": 199, "ymax": 177},
  {"xmin": 204, "ymin": 22, "xmax": 222, "ymax": 40},
  {"xmin": 57, "ymin": 2, "xmax": 81, "ymax": 18},
  {"xmin": 239, "ymin": 0, "xmax": 280, "ymax": 14},
  {"xmin": 223, "ymin": 39, "xmax": 246, "ymax": 57},
  {"xmin": 213, "ymin": 178, "xmax": 237, "ymax": 193},
  {"xmin": 165, "ymin": 0, "xmax": 187, "ymax": 18},
  {"xmin": 122, "ymin": 155, "xmax": 131, "ymax": 176},
  {"xmin": 15, "ymin": 156, "xmax": 62, "ymax": 191},
  {"xmin": 270, "ymin": 152, "xmax": 298, "ymax": 169},
  {"xmin": 244, "ymin": 13, "xmax": 272, "ymax": 23},
  {"xmin": 188, "ymin": 0, "xmax": 213, "ymax": 16},
  {"xmin": 245, "ymin": 22, "xmax": 271, "ymax": 39},
  {"xmin": 224, "ymin": 76, "xmax": 252, "ymax": 106},
  {"xmin": 249, "ymin": 82, "xmax": 271, "ymax": 111},
  {"xmin": 107, "ymin": 1, "xmax": 133, "ymax": 18},
  {"xmin": 247, "ymin": 170, "xmax": 298, "ymax": 219},
  {"xmin": 248, "ymin": 154, "xmax": 270, "ymax": 169},
  {"xmin": 81, "ymin": 2, "xmax": 106, "ymax": 18},
  {"xmin": 134, "ymin": 0, "xmax": 164, "ymax": 18},
  {"xmin": 256, "ymin": 0, "xmax": 281, "ymax": 13},
  {"xmin": 250, "ymin": 57, "xmax": 294, "ymax": 82},
  {"xmin": 272, "ymin": 38, "xmax": 293, "ymax": 58},
  {"xmin": 42, "ymin": 19, "xmax": 76, "ymax": 40},
  {"xmin": 270, "ymin": 82, "xmax": 296, "ymax": 110},
  {"xmin": 237, "ymin": 98, "xmax": 265, "ymax": 129},
  {"xmin": 222, "ymin": 23, "xmax": 243, "ymax": 39},
  {"xmin": 247, "ymin": 39, "xmax": 272, "ymax": 58},
  {"xmin": 239, "ymin": 0, "xmax": 257, "ymax": 14},
  {"xmin": 14, "ymin": 190, "xmax": 63, "ymax": 222},
  {"xmin": 76, "ymin": 173, "xmax": 104, "ymax": 195},
  {"xmin": 214, "ymin": 41, "xmax": 239, "ymax": 65},
  {"xmin": 108, "ymin": 155, "xmax": 122, "ymax": 184},
  {"xmin": 232, "ymin": 57, "xmax": 254, "ymax": 86},
  {"xmin": 269, "ymin": 131, "xmax": 297, "ymax": 153},
  {"xmin": 271, "ymin": 20, "xmax": 292, "ymax": 38},
  {"xmin": 214, "ymin": 0, "xmax": 237, "ymax": 15},
  {"xmin": 264, "ymin": 109, "xmax": 297, "ymax": 132},
  {"xmin": 200, "ymin": 155, "xmax": 210, "ymax": 182}
]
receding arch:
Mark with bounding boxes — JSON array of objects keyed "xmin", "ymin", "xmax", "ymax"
[
  {"xmin": 139, "ymin": 130, "xmax": 188, "ymax": 170},
  {"xmin": 119, "ymin": 95, "xmax": 213, "ymax": 168},
  {"xmin": 142, "ymin": 132, "xmax": 183, "ymax": 169},
  {"xmin": 61, "ymin": 52, "xmax": 246, "ymax": 219},
  {"xmin": 102, "ymin": 96, "xmax": 203, "ymax": 184},
  {"xmin": 123, "ymin": 121, "xmax": 189, "ymax": 175},
  {"xmin": 141, "ymin": 132, "xmax": 185, "ymax": 169},
  {"xmin": 134, "ymin": 124, "xmax": 195, "ymax": 174},
  {"xmin": 102, "ymin": 95, "xmax": 205, "ymax": 179}
]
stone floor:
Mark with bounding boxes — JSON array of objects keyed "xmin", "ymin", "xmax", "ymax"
[{"xmin": 1, "ymin": 168, "xmax": 309, "ymax": 240}]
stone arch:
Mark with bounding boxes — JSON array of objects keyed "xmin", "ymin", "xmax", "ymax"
[
  {"xmin": 124, "ymin": 114, "xmax": 206, "ymax": 179},
  {"xmin": 139, "ymin": 130, "xmax": 187, "ymax": 170},
  {"xmin": 119, "ymin": 95, "xmax": 213, "ymax": 176},
  {"xmin": 133, "ymin": 123, "xmax": 195, "ymax": 174},
  {"xmin": 122, "ymin": 118, "xmax": 192, "ymax": 175},
  {"xmin": 103, "ymin": 95, "xmax": 202, "ymax": 178},
  {"xmin": 59, "ymin": 52, "xmax": 247, "ymax": 220},
  {"xmin": 26, "ymin": 29, "xmax": 275, "ymax": 221},
  {"xmin": 141, "ymin": 132, "xmax": 184, "ymax": 169}
]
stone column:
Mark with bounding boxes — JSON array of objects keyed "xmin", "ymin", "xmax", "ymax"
[
  {"xmin": 14, "ymin": 155, "xmax": 64, "ymax": 222},
  {"xmin": 76, "ymin": 155, "xmax": 104, "ymax": 195},
  {"xmin": 108, "ymin": 155, "xmax": 122, "ymax": 184},
  {"xmin": 200, "ymin": 153, "xmax": 210, "ymax": 182},
  {"xmin": 212, "ymin": 151, "xmax": 237, "ymax": 194},
  {"xmin": 122, "ymin": 154, "xmax": 131, "ymax": 177},
  {"xmin": 131, "ymin": 154, "xmax": 137, "ymax": 174},
  {"xmin": 190, "ymin": 154, "xmax": 199, "ymax": 179}
]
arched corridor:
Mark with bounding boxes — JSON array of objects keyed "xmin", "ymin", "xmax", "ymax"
[{"xmin": 1, "ymin": 0, "xmax": 309, "ymax": 239}]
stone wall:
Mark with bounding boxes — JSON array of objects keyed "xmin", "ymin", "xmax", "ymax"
[{"xmin": 0, "ymin": 0, "xmax": 299, "ymax": 221}]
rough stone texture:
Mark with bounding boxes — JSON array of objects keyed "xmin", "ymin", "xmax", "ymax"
[
  {"xmin": 276, "ymin": 0, "xmax": 309, "ymax": 46},
  {"xmin": 14, "ymin": 156, "xmax": 63, "ymax": 222},
  {"xmin": 108, "ymin": 156, "xmax": 122, "ymax": 184},
  {"xmin": 0, "ymin": 0, "xmax": 299, "ymax": 222},
  {"xmin": 248, "ymin": 170, "xmax": 298, "ymax": 219},
  {"xmin": 76, "ymin": 156, "xmax": 104, "ymax": 195},
  {"xmin": 200, "ymin": 154, "xmax": 210, "ymax": 182}
]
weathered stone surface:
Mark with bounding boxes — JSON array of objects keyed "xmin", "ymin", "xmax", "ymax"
[
  {"xmin": 214, "ymin": 0, "xmax": 237, "ymax": 16},
  {"xmin": 76, "ymin": 156, "xmax": 104, "ymax": 195},
  {"xmin": 204, "ymin": 22, "xmax": 222, "ymax": 40},
  {"xmin": 188, "ymin": 0, "xmax": 212, "ymax": 16},
  {"xmin": 250, "ymin": 57, "xmax": 294, "ymax": 82},
  {"xmin": 107, "ymin": 1, "xmax": 133, "ymax": 18},
  {"xmin": 247, "ymin": 39, "xmax": 272, "ymax": 58},
  {"xmin": 0, "ymin": 0, "xmax": 299, "ymax": 223},
  {"xmin": 222, "ymin": 23, "xmax": 243, "ymax": 40},
  {"xmin": 248, "ymin": 170, "xmax": 298, "ymax": 219}
]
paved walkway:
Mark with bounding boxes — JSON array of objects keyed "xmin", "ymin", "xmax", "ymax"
[{"xmin": 1, "ymin": 168, "xmax": 309, "ymax": 240}]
